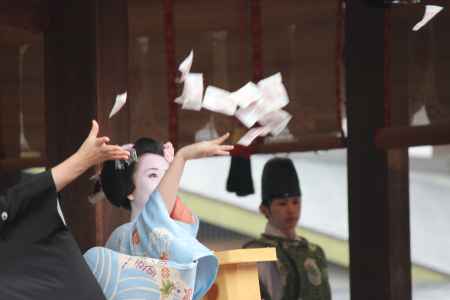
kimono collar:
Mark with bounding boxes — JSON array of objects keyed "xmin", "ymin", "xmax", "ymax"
[{"xmin": 264, "ymin": 222, "xmax": 301, "ymax": 241}]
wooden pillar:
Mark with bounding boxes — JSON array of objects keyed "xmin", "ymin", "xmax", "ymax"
[
  {"xmin": 94, "ymin": 0, "xmax": 130, "ymax": 246},
  {"xmin": 0, "ymin": 47, "xmax": 20, "ymax": 159},
  {"xmin": 0, "ymin": 47, "xmax": 21, "ymax": 190},
  {"xmin": 345, "ymin": 1, "xmax": 411, "ymax": 300},
  {"xmin": 45, "ymin": 0, "xmax": 129, "ymax": 250},
  {"xmin": 386, "ymin": 7, "xmax": 412, "ymax": 300}
]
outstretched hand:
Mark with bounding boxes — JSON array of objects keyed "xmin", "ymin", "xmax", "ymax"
[
  {"xmin": 177, "ymin": 133, "xmax": 234, "ymax": 161},
  {"xmin": 76, "ymin": 120, "xmax": 130, "ymax": 169},
  {"xmin": 52, "ymin": 120, "xmax": 130, "ymax": 192},
  {"xmin": 158, "ymin": 133, "xmax": 233, "ymax": 213}
]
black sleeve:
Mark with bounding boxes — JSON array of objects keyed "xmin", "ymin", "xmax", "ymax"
[{"xmin": 0, "ymin": 171, "xmax": 58, "ymax": 236}]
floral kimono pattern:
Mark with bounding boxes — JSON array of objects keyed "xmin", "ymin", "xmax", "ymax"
[
  {"xmin": 85, "ymin": 191, "xmax": 218, "ymax": 300},
  {"xmin": 85, "ymin": 247, "xmax": 196, "ymax": 300}
]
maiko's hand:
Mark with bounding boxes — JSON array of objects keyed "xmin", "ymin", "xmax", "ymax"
[
  {"xmin": 177, "ymin": 133, "xmax": 234, "ymax": 161},
  {"xmin": 76, "ymin": 120, "xmax": 130, "ymax": 168}
]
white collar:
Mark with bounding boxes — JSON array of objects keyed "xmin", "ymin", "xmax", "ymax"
[{"xmin": 264, "ymin": 222, "xmax": 299, "ymax": 240}]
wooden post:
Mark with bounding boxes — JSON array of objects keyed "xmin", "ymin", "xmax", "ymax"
[
  {"xmin": 0, "ymin": 47, "xmax": 20, "ymax": 159},
  {"xmin": 0, "ymin": 46, "xmax": 21, "ymax": 190},
  {"xmin": 385, "ymin": 7, "xmax": 412, "ymax": 299},
  {"xmin": 345, "ymin": 1, "xmax": 411, "ymax": 300},
  {"xmin": 94, "ymin": 0, "xmax": 130, "ymax": 246},
  {"xmin": 45, "ymin": 0, "xmax": 129, "ymax": 250},
  {"xmin": 45, "ymin": 0, "xmax": 98, "ymax": 251}
]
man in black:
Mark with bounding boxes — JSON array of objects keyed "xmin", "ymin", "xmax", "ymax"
[
  {"xmin": 243, "ymin": 157, "xmax": 332, "ymax": 300},
  {"xmin": 0, "ymin": 121, "xmax": 129, "ymax": 300}
]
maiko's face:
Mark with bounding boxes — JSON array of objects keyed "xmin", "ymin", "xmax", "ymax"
[{"xmin": 129, "ymin": 153, "xmax": 169, "ymax": 209}]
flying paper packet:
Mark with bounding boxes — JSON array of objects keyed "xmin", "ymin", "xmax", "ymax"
[
  {"xmin": 109, "ymin": 92, "xmax": 127, "ymax": 119},
  {"xmin": 235, "ymin": 98, "xmax": 277, "ymax": 128},
  {"xmin": 257, "ymin": 72, "xmax": 290, "ymax": 112},
  {"xmin": 175, "ymin": 73, "xmax": 204, "ymax": 111},
  {"xmin": 412, "ymin": 5, "xmax": 443, "ymax": 31},
  {"xmin": 258, "ymin": 110, "xmax": 292, "ymax": 136},
  {"xmin": 235, "ymin": 101, "xmax": 263, "ymax": 128},
  {"xmin": 230, "ymin": 82, "xmax": 263, "ymax": 108},
  {"xmin": 237, "ymin": 126, "xmax": 271, "ymax": 146},
  {"xmin": 177, "ymin": 50, "xmax": 194, "ymax": 83},
  {"xmin": 202, "ymin": 86, "xmax": 237, "ymax": 116}
]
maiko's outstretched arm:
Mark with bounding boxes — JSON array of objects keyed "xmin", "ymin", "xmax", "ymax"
[{"xmin": 157, "ymin": 133, "xmax": 233, "ymax": 213}]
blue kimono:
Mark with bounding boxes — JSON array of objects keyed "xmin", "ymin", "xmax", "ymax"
[{"xmin": 84, "ymin": 191, "xmax": 218, "ymax": 300}]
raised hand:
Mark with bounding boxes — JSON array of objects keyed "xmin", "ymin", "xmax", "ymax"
[
  {"xmin": 52, "ymin": 120, "xmax": 130, "ymax": 192},
  {"xmin": 177, "ymin": 133, "xmax": 234, "ymax": 161},
  {"xmin": 157, "ymin": 133, "xmax": 233, "ymax": 213},
  {"xmin": 76, "ymin": 120, "xmax": 130, "ymax": 169}
]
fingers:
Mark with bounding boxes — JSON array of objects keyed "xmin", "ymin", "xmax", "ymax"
[
  {"xmin": 88, "ymin": 120, "xmax": 99, "ymax": 139},
  {"xmin": 102, "ymin": 145, "xmax": 130, "ymax": 160},
  {"xmin": 110, "ymin": 152, "xmax": 130, "ymax": 161},
  {"xmin": 214, "ymin": 145, "xmax": 233, "ymax": 156},
  {"xmin": 121, "ymin": 143, "xmax": 134, "ymax": 151},
  {"xmin": 204, "ymin": 144, "xmax": 233, "ymax": 157},
  {"xmin": 215, "ymin": 150, "xmax": 231, "ymax": 156},
  {"xmin": 212, "ymin": 132, "xmax": 230, "ymax": 145},
  {"xmin": 103, "ymin": 144, "xmax": 129, "ymax": 153},
  {"xmin": 96, "ymin": 136, "xmax": 110, "ymax": 145},
  {"xmin": 220, "ymin": 145, "xmax": 234, "ymax": 151}
]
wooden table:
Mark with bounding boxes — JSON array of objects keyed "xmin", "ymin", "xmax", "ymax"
[{"xmin": 203, "ymin": 248, "xmax": 277, "ymax": 300}]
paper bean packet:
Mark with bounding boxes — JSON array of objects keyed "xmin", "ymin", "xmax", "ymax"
[
  {"xmin": 412, "ymin": 5, "xmax": 443, "ymax": 31},
  {"xmin": 109, "ymin": 92, "xmax": 127, "ymax": 119},
  {"xmin": 202, "ymin": 86, "xmax": 237, "ymax": 116},
  {"xmin": 175, "ymin": 73, "xmax": 204, "ymax": 111},
  {"xmin": 177, "ymin": 50, "xmax": 194, "ymax": 83},
  {"xmin": 237, "ymin": 126, "xmax": 271, "ymax": 147},
  {"xmin": 230, "ymin": 82, "xmax": 263, "ymax": 108},
  {"xmin": 258, "ymin": 110, "xmax": 292, "ymax": 136}
]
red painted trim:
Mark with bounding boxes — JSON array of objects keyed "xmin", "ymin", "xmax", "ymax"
[
  {"xmin": 250, "ymin": 0, "xmax": 263, "ymax": 82},
  {"xmin": 336, "ymin": 0, "xmax": 345, "ymax": 136},
  {"xmin": 163, "ymin": 0, "xmax": 178, "ymax": 148}
]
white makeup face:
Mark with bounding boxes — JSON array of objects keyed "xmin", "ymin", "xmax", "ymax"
[{"xmin": 128, "ymin": 153, "xmax": 169, "ymax": 209}]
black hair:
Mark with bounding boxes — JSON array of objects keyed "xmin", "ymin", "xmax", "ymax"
[
  {"xmin": 100, "ymin": 137, "xmax": 164, "ymax": 210},
  {"xmin": 261, "ymin": 157, "xmax": 301, "ymax": 207}
]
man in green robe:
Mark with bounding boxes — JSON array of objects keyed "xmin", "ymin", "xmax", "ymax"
[{"xmin": 244, "ymin": 157, "xmax": 332, "ymax": 300}]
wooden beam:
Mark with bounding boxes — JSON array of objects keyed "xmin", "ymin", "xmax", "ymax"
[
  {"xmin": 0, "ymin": 27, "xmax": 42, "ymax": 48},
  {"xmin": 252, "ymin": 133, "xmax": 345, "ymax": 154},
  {"xmin": 0, "ymin": 157, "xmax": 46, "ymax": 172},
  {"xmin": 376, "ymin": 122, "xmax": 450, "ymax": 149},
  {"xmin": 345, "ymin": 2, "xmax": 411, "ymax": 300},
  {"xmin": 0, "ymin": 0, "xmax": 49, "ymax": 33}
]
